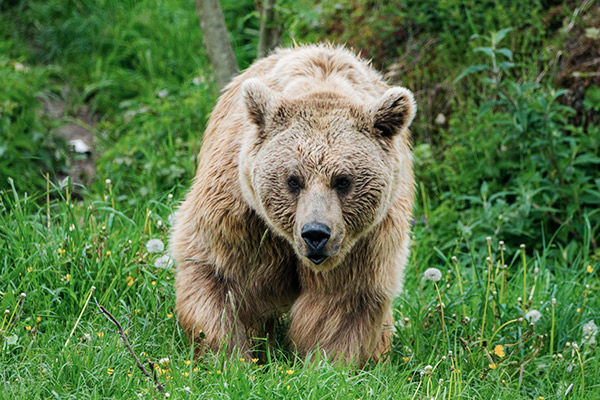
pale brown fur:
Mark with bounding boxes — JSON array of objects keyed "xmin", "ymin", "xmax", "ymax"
[{"xmin": 172, "ymin": 44, "xmax": 415, "ymax": 365}]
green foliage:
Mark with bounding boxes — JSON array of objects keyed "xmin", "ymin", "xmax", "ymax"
[
  {"xmin": 0, "ymin": 57, "xmax": 68, "ymax": 193},
  {"xmin": 416, "ymin": 29, "xmax": 600, "ymax": 254}
]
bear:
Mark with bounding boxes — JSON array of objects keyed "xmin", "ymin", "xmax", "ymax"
[{"xmin": 172, "ymin": 43, "xmax": 416, "ymax": 365}]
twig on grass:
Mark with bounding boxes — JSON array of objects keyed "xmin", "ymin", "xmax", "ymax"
[{"xmin": 94, "ymin": 298, "xmax": 165, "ymax": 393}]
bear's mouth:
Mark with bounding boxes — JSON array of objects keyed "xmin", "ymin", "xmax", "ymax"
[{"xmin": 307, "ymin": 254, "xmax": 328, "ymax": 265}]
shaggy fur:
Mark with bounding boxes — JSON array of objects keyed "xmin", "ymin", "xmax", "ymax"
[{"xmin": 172, "ymin": 44, "xmax": 416, "ymax": 364}]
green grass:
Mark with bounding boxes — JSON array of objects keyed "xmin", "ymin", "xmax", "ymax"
[
  {"xmin": 1, "ymin": 0, "xmax": 599, "ymax": 398},
  {"xmin": 0, "ymin": 181, "xmax": 598, "ymax": 399}
]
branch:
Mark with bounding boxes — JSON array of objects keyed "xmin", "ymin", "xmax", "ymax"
[{"xmin": 94, "ymin": 298, "xmax": 165, "ymax": 393}]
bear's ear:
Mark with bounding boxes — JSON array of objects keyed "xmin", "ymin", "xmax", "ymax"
[
  {"xmin": 370, "ymin": 87, "xmax": 416, "ymax": 138},
  {"xmin": 241, "ymin": 78, "xmax": 276, "ymax": 131}
]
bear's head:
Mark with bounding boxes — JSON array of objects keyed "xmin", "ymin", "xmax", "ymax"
[{"xmin": 238, "ymin": 79, "xmax": 416, "ymax": 271}]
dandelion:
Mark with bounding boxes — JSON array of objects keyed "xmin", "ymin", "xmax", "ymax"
[
  {"xmin": 126, "ymin": 276, "xmax": 134, "ymax": 286},
  {"xmin": 489, "ymin": 363, "xmax": 497, "ymax": 370},
  {"xmin": 252, "ymin": 358, "xmax": 259, "ymax": 363},
  {"xmin": 107, "ymin": 368, "xmax": 114, "ymax": 375},
  {"xmin": 159, "ymin": 358, "xmax": 170, "ymax": 367},
  {"xmin": 25, "ymin": 326, "xmax": 31, "ymax": 331},
  {"xmin": 402, "ymin": 357, "xmax": 410, "ymax": 362},
  {"xmin": 424, "ymin": 268, "xmax": 442, "ymax": 282},
  {"xmin": 146, "ymin": 239, "xmax": 164, "ymax": 253},
  {"xmin": 423, "ymin": 365, "xmax": 433, "ymax": 375},
  {"xmin": 493, "ymin": 344, "xmax": 505, "ymax": 358},
  {"xmin": 151, "ymin": 281, "xmax": 156, "ymax": 286},
  {"xmin": 582, "ymin": 320, "xmax": 598, "ymax": 345},
  {"xmin": 286, "ymin": 370, "xmax": 294, "ymax": 375},
  {"xmin": 587, "ymin": 265, "xmax": 594, "ymax": 273},
  {"xmin": 155, "ymin": 254, "xmax": 174, "ymax": 268},
  {"xmin": 526, "ymin": 309, "xmax": 542, "ymax": 323},
  {"xmin": 184, "ymin": 360, "xmax": 191, "ymax": 365},
  {"xmin": 106, "ymin": 250, "xmax": 111, "ymax": 256},
  {"xmin": 97, "ymin": 332, "xmax": 104, "ymax": 338},
  {"xmin": 36, "ymin": 316, "xmax": 41, "ymax": 323},
  {"xmin": 167, "ymin": 313, "xmax": 173, "ymax": 318}
]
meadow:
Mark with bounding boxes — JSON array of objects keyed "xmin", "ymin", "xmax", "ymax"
[{"xmin": 1, "ymin": 0, "xmax": 599, "ymax": 398}]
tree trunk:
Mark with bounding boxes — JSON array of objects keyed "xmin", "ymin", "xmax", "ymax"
[
  {"xmin": 257, "ymin": 0, "xmax": 280, "ymax": 58},
  {"xmin": 194, "ymin": 0, "xmax": 239, "ymax": 91}
]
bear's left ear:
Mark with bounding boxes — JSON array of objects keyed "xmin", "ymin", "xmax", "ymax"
[
  {"xmin": 370, "ymin": 87, "xmax": 416, "ymax": 138},
  {"xmin": 241, "ymin": 78, "xmax": 276, "ymax": 132}
]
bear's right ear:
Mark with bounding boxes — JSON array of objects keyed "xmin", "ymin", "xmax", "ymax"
[{"xmin": 241, "ymin": 78, "xmax": 276, "ymax": 132}]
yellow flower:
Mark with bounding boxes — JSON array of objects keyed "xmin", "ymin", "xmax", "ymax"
[
  {"xmin": 128, "ymin": 373, "xmax": 132, "ymax": 377},
  {"xmin": 494, "ymin": 344, "xmax": 505, "ymax": 358},
  {"xmin": 489, "ymin": 363, "xmax": 497, "ymax": 370},
  {"xmin": 97, "ymin": 332, "xmax": 104, "ymax": 338},
  {"xmin": 286, "ymin": 369, "xmax": 294, "ymax": 375},
  {"xmin": 252, "ymin": 358, "xmax": 259, "ymax": 363},
  {"xmin": 402, "ymin": 357, "xmax": 410, "ymax": 362},
  {"xmin": 106, "ymin": 250, "xmax": 111, "ymax": 256},
  {"xmin": 193, "ymin": 367, "xmax": 200, "ymax": 372},
  {"xmin": 216, "ymin": 370, "xmax": 222, "ymax": 374},
  {"xmin": 135, "ymin": 309, "xmax": 141, "ymax": 313},
  {"xmin": 182, "ymin": 372, "xmax": 189, "ymax": 377},
  {"xmin": 27, "ymin": 266, "xmax": 33, "ymax": 272},
  {"xmin": 25, "ymin": 326, "xmax": 31, "ymax": 331},
  {"xmin": 240, "ymin": 357, "xmax": 245, "ymax": 362},
  {"xmin": 107, "ymin": 368, "xmax": 114, "ymax": 375},
  {"xmin": 587, "ymin": 265, "xmax": 594, "ymax": 273},
  {"xmin": 577, "ymin": 308, "xmax": 581, "ymax": 313},
  {"xmin": 539, "ymin": 397, "xmax": 544, "ymax": 400},
  {"xmin": 58, "ymin": 248, "xmax": 65, "ymax": 256},
  {"xmin": 184, "ymin": 360, "xmax": 191, "ymax": 365},
  {"xmin": 126, "ymin": 276, "xmax": 134, "ymax": 287},
  {"xmin": 287, "ymin": 385, "xmax": 290, "ymax": 390},
  {"xmin": 36, "ymin": 316, "xmax": 41, "ymax": 323},
  {"xmin": 65, "ymin": 274, "xmax": 71, "ymax": 282},
  {"xmin": 151, "ymin": 281, "xmax": 156, "ymax": 286},
  {"xmin": 167, "ymin": 313, "xmax": 173, "ymax": 318}
]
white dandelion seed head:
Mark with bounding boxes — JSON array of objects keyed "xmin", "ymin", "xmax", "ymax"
[
  {"xmin": 146, "ymin": 239, "xmax": 165, "ymax": 253},
  {"xmin": 154, "ymin": 254, "xmax": 174, "ymax": 269},
  {"xmin": 552, "ymin": 298, "xmax": 557, "ymax": 305},
  {"xmin": 583, "ymin": 320, "xmax": 598, "ymax": 343},
  {"xmin": 105, "ymin": 179, "xmax": 111, "ymax": 185},
  {"xmin": 157, "ymin": 89, "xmax": 169, "ymax": 99},
  {"xmin": 424, "ymin": 268, "xmax": 442, "ymax": 282},
  {"xmin": 423, "ymin": 365, "xmax": 433, "ymax": 374},
  {"xmin": 167, "ymin": 193, "xmax": 173, "ymax": 199},
  {"xmin": 525, "ymin": 309, "xmax": 542, "ymax": 323}
]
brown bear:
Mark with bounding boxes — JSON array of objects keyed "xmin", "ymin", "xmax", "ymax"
[{"xmin": 172, "ymin": 44, "xmax": 416, "ymax": 365}]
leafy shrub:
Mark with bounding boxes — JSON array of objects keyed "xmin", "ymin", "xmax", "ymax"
[{"xmin": 416, "ymin": 29, "xmax": 600, "ymax": 255}]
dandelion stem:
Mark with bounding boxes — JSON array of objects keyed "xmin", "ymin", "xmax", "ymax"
[
  {"xmin": 575, "ymin": 346, "xmax": 585, "ymax": 397},
  {"xmin": 434, "ymin": 282, "xmax": 445, "ymax": 334},
  {"xmin": 550, "ymin": 299, "xmax": 556, "ymax": 355},
  {"xmin": 480, "ymin": 256, "xmax": 493, "ymax": 337},
  {"xmin": 520, "ymin": 245, "xmax": 527, "ymax": 312},
  {"xmin": 452, "ymin": 257, "xmax": 467, "ymax": 317},
  {"xmin": 64, "ymin": 286, "xmax": 95, "ymax": 348},
  {"xmin": 4, "ymin": 294, "xmax": 25, "ymax": 336},
  {"xmin": 489, "ymin": 318, "xmax": 521, "ymax": 344}
]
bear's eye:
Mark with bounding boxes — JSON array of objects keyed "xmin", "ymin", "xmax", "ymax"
[
  {"xmin": 287, "ymin": 176, "xmax": 301, "ymax": 191},
  {"xmin": 334, "ymin": 176, "xmax": 351, "ymax": 191}
]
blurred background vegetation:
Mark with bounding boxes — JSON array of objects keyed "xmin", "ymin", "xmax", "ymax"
[{"xmin": 1, "ymin": 0, "xmax": 599, "ymax": 261}]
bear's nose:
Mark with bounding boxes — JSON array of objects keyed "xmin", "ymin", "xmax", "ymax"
[{"xmin": 301, "ymin": 222, "xmax": 331, "ymax": 253}]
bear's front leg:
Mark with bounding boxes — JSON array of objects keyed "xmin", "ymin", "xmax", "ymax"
[
  {"xmin": 176, "ymin": 263, "xmax": 251, "ymax": 357},
  {"xmin": 288, "ymin": 291, "xmax": 393, "ymax": 365}
]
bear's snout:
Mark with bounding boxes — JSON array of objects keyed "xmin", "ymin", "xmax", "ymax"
[{"xmin": 301, "ymin": 222, "xmax": 331, "ymax": 264}]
